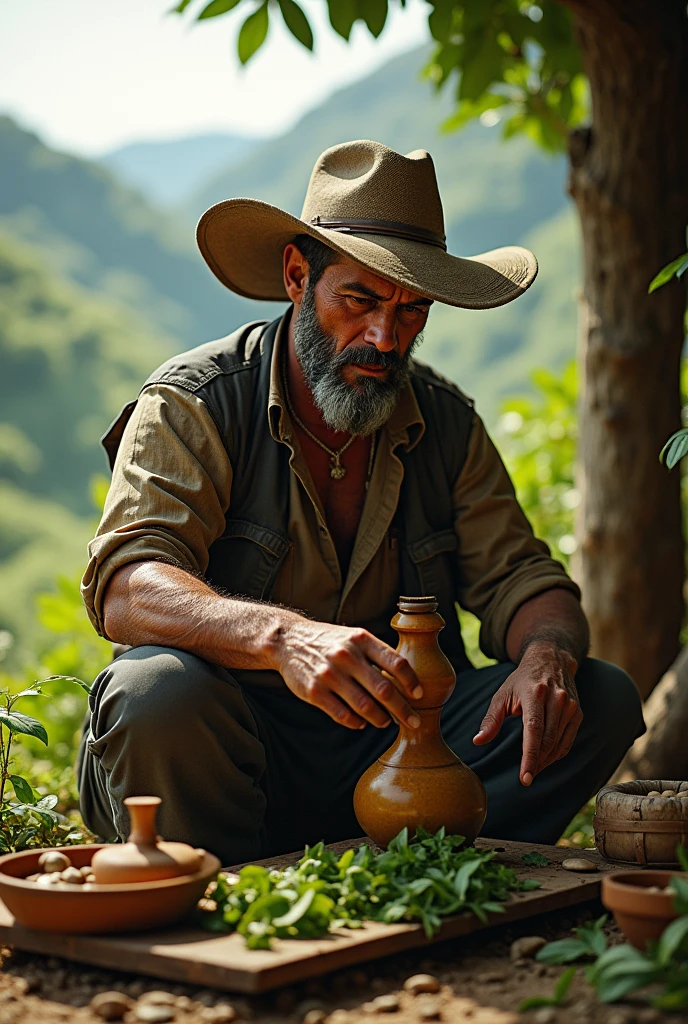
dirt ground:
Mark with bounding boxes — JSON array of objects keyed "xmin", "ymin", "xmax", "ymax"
[{"xmin": 0, "ymin": 903, "xmax": 680, "ymax": 1024}]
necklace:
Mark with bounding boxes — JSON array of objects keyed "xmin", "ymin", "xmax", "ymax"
[{"xmin": 283, "ymin": 368, "xmax": 358, "ymax": 480}]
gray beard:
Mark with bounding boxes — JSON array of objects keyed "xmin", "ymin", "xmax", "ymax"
[{"xmin": 292, "ymin": 284, "xmax": 421, "ymax": 437}]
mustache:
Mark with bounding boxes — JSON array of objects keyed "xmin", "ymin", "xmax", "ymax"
[{"xmin": 333, "ymin": 346, "xmax": 405, "ymax": 371}]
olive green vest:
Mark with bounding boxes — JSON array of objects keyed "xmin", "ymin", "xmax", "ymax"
[{"xmin": 103, "ymin": 316, "xmax": 476, "ymax": 671}]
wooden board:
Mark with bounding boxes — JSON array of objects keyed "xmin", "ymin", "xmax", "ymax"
[{"xmin": 0, "ymin": 839, "xmax": 612, "ymax": 994}]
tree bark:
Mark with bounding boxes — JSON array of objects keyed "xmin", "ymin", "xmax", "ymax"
[
  {"xmin": 559, "ymin": 0, "xmax": 688, "ymax": 697},
  {"xmin": 621, "ymin": 644, "xmax": 688, "ymax": 781}
]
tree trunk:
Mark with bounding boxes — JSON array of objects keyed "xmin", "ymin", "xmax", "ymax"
[
  {"xmin": 560, "ymin": 0, "xmax": 688, "ymax": 697},
  {"xmin": 621, "ymin": 644, "xmax": 688, "ymax": 781}
]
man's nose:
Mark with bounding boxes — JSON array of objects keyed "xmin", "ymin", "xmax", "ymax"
[{"xmin": 363, "ymin": 309, "xmax": 397, "ymax": 352}]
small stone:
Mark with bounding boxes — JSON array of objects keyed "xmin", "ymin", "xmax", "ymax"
[
  {"xmin": 561, "ymin": 858, "xmax": 597, "ymax": 872},
  {"xmin": 134, "ymin": 1005, "xmax": 176, "ymax": 1023},
  {"xmin": 140, "ymin": 992, "xmax": 178, "ymax": 1006},
  {"xmin": 404, "ymin": 975, "xmax": 441, "ymax": 995},
  {"xmin": 303, "ymin": 1012, "xmax": 327, "ymax": 1024},
  {"xmin": 174, "ymin": 996, "xmax": 193, "ymax": 1011},
  {"xmin": 200, "ymin": 1008, "xmax": 237, "ymax": 1024},
  {"xmin": 661, "ymin": 789, "xmax": 677, "ymax": 797},
  {"xmin": 510, "ymin": 936, "xmax": 547, "ymax": 960},
  {"xmin": 475, "ymin": 970, "xmax": 506, "ymax": 984},
  {"xmin": 38, "ymin": 851, "xmax": 71, "ymax": 873},
  {"xmin": 533, "ymin": 1010, "xmax": 556, "ymax": 1024},
  {"xmin": 416, "ymin": 996, "xmax": 442, "ymax": 1020},
  {"xmin": 328, "ymin": 1012, "xmax": 350, "ymax": 1024},
  {"xmin": 647, "ymin": 790, "xmax": 662, "ymax": 797},
  {"xmin": 366, "ymin": 994, "xmax": 400, "ymax": 1013},
  {"xmin": 36, "ymin": 872, "xmax": 61, "ymax": 886},
  {"xmin": 60, "ymin": 867, "xmax": 86, "ymax": 885},
  {"xmin": 90, "ymin": 991, "xmax": 133, "ymax": 1021}
]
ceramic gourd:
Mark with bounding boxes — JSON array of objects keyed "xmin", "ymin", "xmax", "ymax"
[
  {"xmin": 90, "ymin": 796, "xmax": 203, "ymax": 884},
  {"xmin": 353, "ymin": 596, "xmax": 487, "ymax": 848}
]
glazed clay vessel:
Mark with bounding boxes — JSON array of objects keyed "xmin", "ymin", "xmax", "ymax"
[
  {"xmin": 353, "ymin": 596, "xmax": 487, "ymax": 848},
  {"xmin": 91, "ymin": 796, "xmax": 203, "ymax": 884},
  {"xmin": 601, "ymin": 870, "xmax": 682, "ymax": 949}
]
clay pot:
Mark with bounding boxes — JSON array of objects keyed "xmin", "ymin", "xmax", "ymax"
[
  {"xmin": 0, "ymin": 843, "xmax": 220, "ymax": 934},
  {"xmin": 601, "ymin": 870, "xmax": 682, "ymax": 949},
  {"xmin": 353, "ymin": 596, "xmax": 487, "ymax": 848},
  {"xmin": 594, "ymin": 780, "xmax": 688, "ymax": 866},
  {"xmin": 91, "ymin": 796, "xmax": 203, "ymax": 884}
]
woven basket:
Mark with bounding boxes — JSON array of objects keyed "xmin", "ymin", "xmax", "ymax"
[{"xmin": 594, "ymin": 780, "xmax": 688, "ymax": 866}]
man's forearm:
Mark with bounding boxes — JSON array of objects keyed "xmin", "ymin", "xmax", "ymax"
[
  {"xmin": 102, "ymin": 561, "xmax": 304, "ymax": 672},
  {"xmin": 505, "ymin": 587, "xmax": 590, "ymax": 668}
]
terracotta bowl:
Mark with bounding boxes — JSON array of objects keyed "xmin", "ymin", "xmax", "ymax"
[
  {"xmin": 0, "ymin": 845, "xmax": 221, "ymax": 934},
  {"xmin": 601, "ymin": 869, "xmax": 683, "ymax": 949}
]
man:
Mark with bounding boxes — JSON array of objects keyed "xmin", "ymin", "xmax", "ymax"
[{"xmin": 79, "ymin": 140, "xmax": 644, "ymax": 865}]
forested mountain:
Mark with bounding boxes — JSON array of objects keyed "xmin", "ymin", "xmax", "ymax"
[
  {"xmin": 102, "ymin": 132, "xmax": 264, "ymax": 207},
  {"xmin": 0, "ymin": 116, "xmax": 251, "ymax": 343}
]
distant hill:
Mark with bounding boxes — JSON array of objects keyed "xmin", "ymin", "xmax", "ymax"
[
  {"xmin": 0, "ymin": 116, "xmax": 255, "ymax": 344},
  {"xmin": 102, "ymin": 132, "xmax": 265, "ymax": 207}
]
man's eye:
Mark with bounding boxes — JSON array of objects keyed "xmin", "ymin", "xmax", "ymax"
[
  {"xmin": 347, "ymin": 295, "xmax": 370, "ymax": 305},
  {"xmin": 401, "ymin": 305, "xmax": 425, "ymax": 316}
]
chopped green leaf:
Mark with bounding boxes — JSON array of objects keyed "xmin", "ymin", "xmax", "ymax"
[{"xmin": 522, "ymin": 851, "xmax": 549, "ymax": 867}]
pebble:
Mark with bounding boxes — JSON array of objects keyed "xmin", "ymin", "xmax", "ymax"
[
  {"xmin": 647, "ymin": 790, "xmax": 662, "ymax": 797},
  {"xmin": 134, "ymin": 1005, "xmax": 176, "ymax": 1023},
  {"xmin": 90, "ymin": 992, "xmax": 133, "ymax": 1021},
  {"xmin": 662, "ymin": 789, "xmax": 677, "ymax": 797},
  {"xmin": 510, "ymin": 935, "xmax": 547, "ymax": 960},
  {"xmin": 200, "ymin": 1007, "xmax": 237, "ymax": 1024},
  {"xmin": 533, "ymin": 1010, "xmax": 557, "ymax": 1024},
  {"xmin": 38, "ymin": 851, "xmax": 71, "ymax": 873},
  {"xmin": 328, "ymin": 1012, "xmax": 350, "ymax": 1024},
  {"xmin": 403, "ymin": 974, "xmax": 441, "ymax": 995},
  {"xmin": 175, "ymin": 996, "xmax": 193, "ymax": 1011},
  {"xmin": 364, "ymin": 994, "xmax": 400, "ymax": 1013},
  {"xmin": 561, "ymin": 858, "xmax": 597, "ymax": 872},
  {"xmin": 139, "ymin": 991, "xmax": 177, "ymax": 1006},
  {"xmin": 303, "ymin": 1012, "xmax": 327, "ymax": 1024},
  {"xmin": 416, "ymin": 996, "xmax": 442, "ymax": 1020}
]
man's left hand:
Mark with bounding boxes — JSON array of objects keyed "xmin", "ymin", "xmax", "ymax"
[{"xmin": 472, "ymin": 642, "xmax": 583, "ymax": 786}]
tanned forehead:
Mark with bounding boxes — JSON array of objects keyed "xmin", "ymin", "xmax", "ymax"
[{"xmin": 339, "ymin": 279, "xmax": 434, "ymax": 306}]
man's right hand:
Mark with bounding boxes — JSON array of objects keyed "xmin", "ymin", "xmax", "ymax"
[{"xmin": 273, "ymin": 620, "xmax": 423, "ymax": 730}]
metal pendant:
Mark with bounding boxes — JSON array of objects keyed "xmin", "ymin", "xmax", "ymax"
[{"xmin": 330, "ymin": 456, "xmax": 346, "ymax": 480}]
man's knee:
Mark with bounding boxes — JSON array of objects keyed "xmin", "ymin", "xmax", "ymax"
[
  {"xmin": 90, "ymin": 645, "xmax": 225, "ymax": 738},
  {"xmin": 576, "ymin": 657, "xmax": 645, "ymax": 748}
]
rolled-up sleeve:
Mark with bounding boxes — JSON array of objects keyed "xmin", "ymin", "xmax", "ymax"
[
  {"xmin": 81, "ymin": 384, "xmax": 232, "ymax": 638},
  {"xmin": 453, "ymin": 412, "xmax": 580, "ymax": 662}
]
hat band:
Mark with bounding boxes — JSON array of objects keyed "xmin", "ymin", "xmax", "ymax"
[{"xmin": 309, "ymin": 217, "xmax": 447, "ymax": 251}]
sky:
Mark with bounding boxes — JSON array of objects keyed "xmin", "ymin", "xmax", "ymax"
[{"xmin": 0, "ymin": 0, "xmax": 430, "ymax": 157}]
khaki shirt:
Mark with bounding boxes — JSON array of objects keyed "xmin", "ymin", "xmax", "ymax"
[{"xmin": 81, "ymin": 316, "xmax": 579, "ymax": 662}]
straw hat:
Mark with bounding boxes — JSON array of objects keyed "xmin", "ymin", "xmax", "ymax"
[{"xmin": 197, "ymin": 140, "xmax": 538, "ymax": 310}]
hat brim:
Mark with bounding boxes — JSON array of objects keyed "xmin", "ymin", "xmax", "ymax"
[{"xmin": 197, "ymin": 198, "xmax": 538, "ymax": 311}]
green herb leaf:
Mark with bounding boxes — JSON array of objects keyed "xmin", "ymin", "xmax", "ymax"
[
  {"xmin": 326, "ymin": 0, "xmax": 358, "ymax": 41},
  {"xmin": 277, "ymin": 0, "xmax": 313, "ymax": 50},
  {"xmin": 522, "ymin": 851, "xmax": 549, "ymax": 867},
  {"xmin": 0, "ymin": 711, "xmax": 48, "ymax": 745},
  {"xmin": 9, "ymin": 776, "xmax": 35, "ymax": 805},
  {"xmin": 237, "ymin": 2, "xmax": 269, "ymax": 64},
  {"xmin": 197, "ymin": 0, "xmax": 242, "ymax": 18},
  {"xmin": 649, "ymin": 252, "xmax": 688, "ymax": 293}
]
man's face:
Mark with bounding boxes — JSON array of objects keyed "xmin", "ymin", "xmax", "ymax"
[{"xmin": 290, "ymin": 252, "xmax": 432, "ymax": 436}]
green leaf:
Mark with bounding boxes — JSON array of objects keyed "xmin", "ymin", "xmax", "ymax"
[
  {"xmin": 35, "ymin": 794, "xmax": 59, "ymax": 811},
  {"xmin": 536, "ymin": 938, "xmax": 589, "ymax": 964},
  {"xmin": 522, "ymin": 851, "xmax": 549, "ymax": 867},
  {"xmin": 676, "ymin": 842, "xmax": 688, "ymax": 873},
  {"xmin": 273, "ymin": 888, "xmax": 315, "ymax": 927},
  {"xmin": 197, "ymin": 0, "xmax": 242, "ymax": 17},
  {"xmin": 13, "ymin": 688, "xmax": 44, "ymax": 700},
  {"xmin": 454, "ymin": 857, "xmax": 483, "ymax": 900},
  {"xmin": 0, "ymin": 711, "xmax": 48, "ymax": 745},
  {"xmin": 657, "ymin": 915, "xmax": 688, "ymax": 965},
  {"xmin": 553, "ymin": 966, "xmax": 576, "ymax": 1002},
  {"xmin": 277, "ymin": 0, "xmax": 313, "ymax": 50},
  {"xmin": 170, "ymin": 0, "xmax": 195, "ymax": 11},
  {"xmin": 649, "ymin": 253, "xmax": 688, "ymax": 293},
  {"xmin": 237, "ymin": 2, "xmax": 269, "ymax": 64},
  {"xmin": 518, "ymin": 995, "xmax": 558, "ymax": 1011},
  {"xmin": 359, "ymin": 0, "xmax": 388, "ymax": 38},
  {"xmin": 521, "ymin": 878, "xmax": 542, "ymax": 891},
  {"xmin": 9, "ymin": 776, "xmax": 35, "ymax": 805},
  {"xmin": 326, "ymin": 0, "xmax": 358, "ymax": 41},
  {"xmin": 459, "ymin": 29, "xmax": 505, "ymax": 103}
]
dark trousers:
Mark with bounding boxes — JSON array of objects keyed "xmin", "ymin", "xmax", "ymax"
[{"xmin": 77, "ymin": 646, "xmax": 645, "ymax": 865}]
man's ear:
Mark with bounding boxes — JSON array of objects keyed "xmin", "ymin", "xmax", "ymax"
[{"xmin": 283, "ymin": 243, "xmax": 310, "ymax": 305}]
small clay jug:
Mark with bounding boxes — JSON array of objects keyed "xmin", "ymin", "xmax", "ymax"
[
  {"xmin": 353, "ymin": 596, "xmax": 487, "ymax": 848},
  {"xmin": 91, "ymin": 796, "xmax": 204, "ymax": 884}
]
